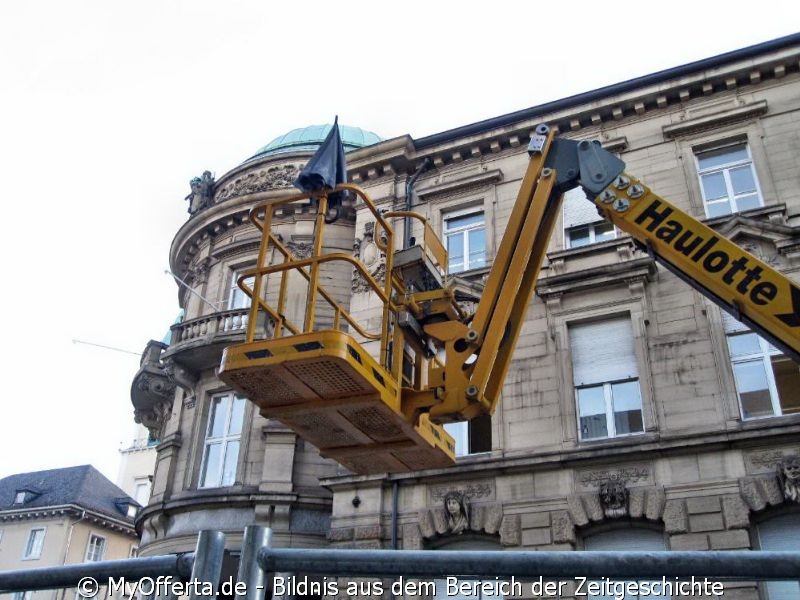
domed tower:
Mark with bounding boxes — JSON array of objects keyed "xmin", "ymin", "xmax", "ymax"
[{"xmin": 131, "ymin": 123, "xmax": 382, "ymax": 556}]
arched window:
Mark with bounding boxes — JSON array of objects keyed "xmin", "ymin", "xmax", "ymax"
[
  {"xmin": 583, "ymin": 528, "xmax": 669, "ymax": 599},
  {"xmin": 756, "ymin": 514, "xmax": 800, "ymax": 599}
]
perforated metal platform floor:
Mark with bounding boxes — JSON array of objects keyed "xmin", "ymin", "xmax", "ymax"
[{"xmin": 219, "ymin": 331, "xmax": 455, "ymax": 474}]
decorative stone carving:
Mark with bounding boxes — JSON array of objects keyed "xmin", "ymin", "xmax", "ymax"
[
  {"xmin": 352, "ymin": 263, "xmax": 386, "ymax": 294},
  {"xmin": 352, "ymin": 221, "xmax": 386, "ymax": 293},
  {"xmin": 131, "ymin": 340, "xmax": 177, "ymax": 439},
  {"xmin": 186, "ymin": 171, "xmax": 215, "ymax": 215},
  {"xmin": 163, "ymin": 359, "xmax": 198, "ymax": 394},
  {"xmin": 443, "ymin": 491, "xmax": 470, "ymax": 534},
  {"xmin": 286, "ymin": 241, "xmax": 313, "ymax": 260},
  {"xmin": 599, "ymin": 479, "xmax": 629, "ymax": 519},
  {"xmin": 134, "ymin": 399, "xmax": 172, "ymax": 439},
  {"xmin": 414, "ymin": 499, "xmax": 515, "ymax": 544},
  {"xmin": 186, "ymin": 256, "xmax": 213, "ymax": 286},
  {"xmin": 777, "ymin": 456, "xmax": 800, "ymax": 503},
  {"xmin": 429, "ymin": 480, "xmax": 495, "ymax": 503},
  {"xmin": 215, "ymin": 165, "xmax": 300, "ymax": 202},
  {"xmin": 576, "ymin": 464, "xmax": 650, "ymax": 491},
  {"xmin": 163, "ymin": 358, "xmax": 198, "ymax": 408}
]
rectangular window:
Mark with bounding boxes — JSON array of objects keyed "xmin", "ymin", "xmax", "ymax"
[
  {"xmin": 199, "ymin": 392, "xmax": 246, "ymax": 488},
  {"xmin": 444, "ymin": 210, "xmax": 485, "ymax": 274},
  {"xmin": 726, "ymin": 330, "xmax": 800, "ymax": 419},
  {"xmin": 563, "ymin": 187, "xmax": 617, "ymax": 248},
  {"xmin": 570, "ymin": 316, "xmax": 644, "ymax": 441},
  {"xmin": 133, "ymin": 478, "xmax": 151, "ymax": 506},
  {"xmin": 444, "ymin": 415, "xmax": 492, "ymax": 457},
  {"xmin": 228, "ymin": 271, "xmax": 255, "ymax": 310},
  {"xmin": 85, "ymin": 534, "xmax": 106, "ymax": 562},
  {"xmin": 23, "ymin": 528, "xmax": 45, "ymax": 559},
  {"xmin": 696, "ymin": 143, "xmax": 762, "ymax": 217}
]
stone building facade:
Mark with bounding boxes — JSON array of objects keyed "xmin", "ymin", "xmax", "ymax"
[{"xmin": 131, "ymin": 34, "xmax": 800, "ymax": 598}]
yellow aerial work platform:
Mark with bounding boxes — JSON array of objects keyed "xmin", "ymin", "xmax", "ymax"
[
  {"xmin": 220, "ymin": 331, "xmax": 454, "ymax": 473},
  {"xmin": 218, "ymin": 185, "xmax": 456, "ymax": 474}
]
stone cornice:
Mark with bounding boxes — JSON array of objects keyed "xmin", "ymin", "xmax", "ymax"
[
  {"xmin": 537, "ymin": 255, "xmax": 657, "ymax": 299},
  {"xmin": 662, "ymin": 99, "xmax": 768, "ymax": 138},
  {"xmin": 321, "ymin": 418, "xmax": 800, "ymax": 489},
  {"xmin": 416, "ymin": 169, "xmax": 503, "ymax": 201},
  {"xmin": 172, "ymin": 43, "xmax": 799, "ymax": 275}
]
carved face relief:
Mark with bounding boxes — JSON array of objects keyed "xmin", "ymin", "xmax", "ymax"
[
  {"xmin": 599, "ymin": 480, "xmax": 629, "ymax": 519},
  {"xmin": 443, "ymin": 491, "xmax": 469, "ymax": 534},
  {"xmin": 778, "ymin": 456, "xmax": 800, "ymax": 503}
]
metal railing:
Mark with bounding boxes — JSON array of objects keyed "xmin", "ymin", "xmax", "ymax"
[{"xmin": 3, "ymin": 527, "xmax": 799, "ymax": 599}]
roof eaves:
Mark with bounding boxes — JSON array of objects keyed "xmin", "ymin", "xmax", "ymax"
[{"xmin": 414, "ymin": 32, "xmax": 800, "ymax": 149}]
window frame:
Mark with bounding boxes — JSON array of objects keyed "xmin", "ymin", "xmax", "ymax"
[
  {"xmin": 198, "ymin": 391, "xmax": 247, "ymax": 489},
  {"xmin": 727, "ymin": 330, "xmax": 799, "ymax": 420},
  {"xmin": 569, "ymin": 315, "xmax": 646, "ymax": 443},
  {"xmin": 565, "ymin": 220, "xmax": 617, "ymax": 249},
  {"xmin": 85, "ymin": 533, "xmax": 106, "ymax": 562},
  {"xmin": 443, "ymin": 415, "xmax": 492, "ymax": 458},
  {"xmin": 228, "ymin": 269, "xmax": 256, "ymax": 311},
  {"xmin": 695, "ymin": 142, "xmax": 763, "ymax": 218},
  {"xmin": 22, "ymin": 527, "xmax": 46, "ymax": 560},
  {"xmin": 575, "ymin": 378, "xmax": 645, "ymax": 442},
  {"xmin": 442, "ymin": 207, "xmax": 486, "ymax": 274}
]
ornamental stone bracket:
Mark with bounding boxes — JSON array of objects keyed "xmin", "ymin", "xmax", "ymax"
[
  {"xmin": 567, "ymin": 485, "xmax": 666, "ymax": 535},
  {"xmin": 739, "ymin": 457, "xmax": 800, "ymax": 512},
  {"xmin": 131, "ymin": 340, "xmax": 177, "ymax": 439},
  {"xmin": 163, "ymin": 357, "xmax": 199, "ymax": 408},
  {"xmin": 407, "ymin": 501, "xmax": 520, "ymax": 548}
]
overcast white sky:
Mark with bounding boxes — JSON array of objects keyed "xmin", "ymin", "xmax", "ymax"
[{"xmin": 0, "ymin": 1, "xmax": 797, "ymax": 486}]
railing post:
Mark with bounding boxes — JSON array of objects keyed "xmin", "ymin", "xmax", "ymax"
[
  {"xmin": 237, "ymin": 526, "xmax": 273, "ymax": 600},
  {"xmin": 188, "ymin": 530, "xmax": 226, "ymax": 600}
]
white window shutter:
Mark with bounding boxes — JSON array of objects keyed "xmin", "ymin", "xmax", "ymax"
[
  {"xmin": 757, "ymin": 515, "xmax": 800, "ymax": 600},
  {"xmin": 570, "ymin": 316, "xmax": 638, "ymax": 386}
]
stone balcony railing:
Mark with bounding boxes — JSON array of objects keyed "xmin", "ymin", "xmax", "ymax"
[
  {"xmin": 171, "ymin": 308, "xmax": 252, "ymax": 343},
  {"xmin": 163, "ymin": 307, "xmax": 268, "ymax": 372}
]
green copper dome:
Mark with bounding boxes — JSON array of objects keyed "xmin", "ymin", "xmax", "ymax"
[{"xmin": 247, "ymin": 124, "xmax": 382, "ymax": 162}]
